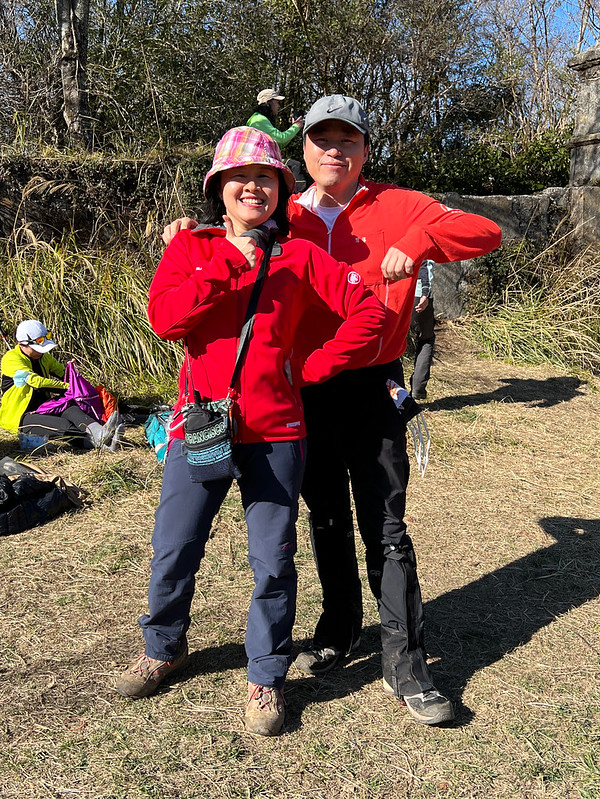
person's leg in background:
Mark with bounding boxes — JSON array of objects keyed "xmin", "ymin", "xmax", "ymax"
[
  {"xmin": 20, "ymin": 405, "xmax": 119, "ymax": 448},
  {"xmin": 410, "ymin": 296, "xmax": 436, "ymax": 401}
]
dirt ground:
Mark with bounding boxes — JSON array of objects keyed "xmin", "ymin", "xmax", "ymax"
[{"xmin": 0, "ymin": 323, "xmax": 598, "ymax": 799}]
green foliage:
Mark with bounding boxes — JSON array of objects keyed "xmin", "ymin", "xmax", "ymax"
[
  {"xmin": 0, "ymin": 235, "xmax": 181, "ymax": 396},
  {"xmin": 0, "ymin": 0, "xmax": 576, "ymax": 190},
  {"xmin": 0, "ymin": 151, "xmax": 213, "ymax": 243},
  {"xmin": 373, "ymin": 130, "xmax": 571, "ymax": 194},
  {"xmin": 468, "ymin": 246, "xmax": 600, "ymax": 375}
]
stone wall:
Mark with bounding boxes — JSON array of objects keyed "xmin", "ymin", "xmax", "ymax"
[{"xmin": 431, "ymin": 188, "xmax": 570, "ymax": 319}]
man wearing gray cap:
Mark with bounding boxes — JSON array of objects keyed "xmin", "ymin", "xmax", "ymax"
[
  {"xmin": 288, "ymin": 95, "xmax": 500, "ymax": 726},
  {"xmin": 162, "ymin": 95, "xmax": 501, "ymax": 726}
]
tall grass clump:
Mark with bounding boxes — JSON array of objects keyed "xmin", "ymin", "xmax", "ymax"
[
  {"xmin": 0, "ymin": 232, "xmax": 180, "ymax": 399},
  {"xmin": 468, "ymin": 240, "xmax": 600, "ymax": 376}
]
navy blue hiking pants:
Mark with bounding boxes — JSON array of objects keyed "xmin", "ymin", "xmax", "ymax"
[{"xmin": 139, "ymin": 438, "xmax": 305, "ymax": 689}]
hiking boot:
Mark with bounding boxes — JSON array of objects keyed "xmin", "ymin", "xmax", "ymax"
[
  {"xmin": 294, "ymin": 636, "xmax": 361, "ymax": 676},
  {"xmin": 110, "ymin": 421, "xmax": 125, "ymax": 451},
  {"xmin": 115, "ymin": 641, "xmax": 188, "ymax": 698},
  {"xmin": 383, "ymin": 678, "xmax": 455, "ymax": 725},
  {"xmin": 85, "ymin": 411, "xmax": 120, "ymax": 450},
  {"xmin": 244, "ymin": 683, "xmax": 285, "ymax": 736}
]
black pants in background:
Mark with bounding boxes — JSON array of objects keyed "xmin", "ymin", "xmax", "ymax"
[{"xmin": 20, "ymin": 404, "xmax": 96, "ymax": 445}]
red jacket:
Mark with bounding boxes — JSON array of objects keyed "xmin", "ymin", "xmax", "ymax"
[
  {"xmin": 148, "ymin": 228, "xmax": 386, "ymax": 443},
  {"xmin": 288, "ymin": 179, "xmax": 502, "ymax": 364}
]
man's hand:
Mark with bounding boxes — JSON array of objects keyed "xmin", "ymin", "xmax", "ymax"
[
  {"xmin": 224, "ymin": 216, "xmax": 257, "ymax": 269},
  {"xmin": 415, "ymin": 296, "xmax": 429, "ymax": 313},
  {"xmin": 381, "ymin": 247, "xmax": 414, "ymax": 281},
  {"xmin": 162, "ymin": 216, "xmax": 197, "ymax": 246}
]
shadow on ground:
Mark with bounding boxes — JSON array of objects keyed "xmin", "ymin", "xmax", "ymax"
[
  {"xmin": 429, "ymin": 376, "xmax": 586, "ymax": 411},
  {"xmin": 163, "ymin": 516, "xmax": 600, "ymax": 732}
]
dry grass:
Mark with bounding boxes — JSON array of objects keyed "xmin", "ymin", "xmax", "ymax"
[{"xmin": 0, "ymin": 324, "xmax": 599, "ymax": 799}]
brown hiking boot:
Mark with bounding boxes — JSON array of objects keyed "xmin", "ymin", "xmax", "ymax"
[
  {"xmin": 115, "ymin": 641, "xmax": 188, "ymax": 698},
  {"xmin": 244, "ymin": 682, "xmax": 285, "ymax": 736}
]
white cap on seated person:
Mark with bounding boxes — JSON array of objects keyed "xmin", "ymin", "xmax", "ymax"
[{"xmin": 16, "ymin": 320, "xmax": 57, "ymax": 353}]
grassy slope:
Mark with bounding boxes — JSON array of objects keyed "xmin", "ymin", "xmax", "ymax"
[{"xmin": 0, "ymin": 323, "xmax": 598, "ymax": 799}]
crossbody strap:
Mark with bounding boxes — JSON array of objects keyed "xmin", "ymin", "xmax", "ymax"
[{"xmin": 184, "ymin": 233, "xmax": 275, "ymax": 400}]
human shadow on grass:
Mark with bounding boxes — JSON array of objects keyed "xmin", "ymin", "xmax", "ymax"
[
  {"xmin": 422, "ymin": 515, "xmax": 600, "ymax": 720},
  {"xmin": 429, "ymin": 375, "xmax": 585, "ymax": 411},
  {"xmin": 283, "ymin": 515, "xmax": 600, "ymax": 730},
  {"xmin": 161, "ymin": 516, "xmax": 600, "ymax": 731}
]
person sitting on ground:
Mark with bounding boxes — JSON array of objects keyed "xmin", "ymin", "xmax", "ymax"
[
  {"xmin": 247, "ymin": 88, "xmax": 304, "ymax": 148},
  {"xmin": 0, "ymin": 319, "xmax": 119, "ymax": 449}
]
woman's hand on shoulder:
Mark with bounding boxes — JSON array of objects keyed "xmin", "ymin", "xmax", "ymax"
[{"xmin": 223, "ymin": 216, "xmax": 256, "ymax": 269}]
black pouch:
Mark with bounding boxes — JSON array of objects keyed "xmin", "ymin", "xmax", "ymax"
[{"xmin": 183, "ymin": 396, "xmax": 241, "ymax": 483}]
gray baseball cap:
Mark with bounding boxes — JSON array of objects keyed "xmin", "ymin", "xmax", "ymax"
[{"xmin": 303, "ymin": 95, "xmax": 369, "ymax": 138}]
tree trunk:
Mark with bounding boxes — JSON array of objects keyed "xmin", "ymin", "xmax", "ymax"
[{"xmin": 56, "ymin": 0, "xmax": 90, "ymax": 148}]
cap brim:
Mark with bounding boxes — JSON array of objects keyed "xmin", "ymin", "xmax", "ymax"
[
  {"xmin": 304, "ymin": 117, "xmax": 368, "ymax": 138},
  {"xmin": 30, "ymin": 340, "xmax": 56, "ymax": 354}
]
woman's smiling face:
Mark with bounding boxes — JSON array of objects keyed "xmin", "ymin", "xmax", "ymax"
[{"xmin": 220, "ymin": 164, "xmax": 279, "ymax": 235}]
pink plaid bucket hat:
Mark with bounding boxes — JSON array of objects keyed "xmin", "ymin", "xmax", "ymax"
[{"xmin": 203, "ymin": 126, "xmax": 296, "ymax": 194}]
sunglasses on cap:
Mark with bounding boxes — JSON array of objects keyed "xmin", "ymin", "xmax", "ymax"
[{"xmin": 24, "ymin": 332, "xmax": 52, "ymax": 346}]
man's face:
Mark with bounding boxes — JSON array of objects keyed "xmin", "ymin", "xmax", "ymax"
[{"xmin": 303, "ymin": 120, "xmax": 369, "ymax": 201}]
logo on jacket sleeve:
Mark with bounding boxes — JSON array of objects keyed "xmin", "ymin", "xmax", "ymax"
[{"xmin": 347, "ymin": 271, "xmax": 361, "ymax": 284}]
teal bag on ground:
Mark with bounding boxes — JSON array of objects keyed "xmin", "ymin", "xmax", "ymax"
[{"xmin": 144, "ymin": 409, "xmax": 173, "ymax": 463}]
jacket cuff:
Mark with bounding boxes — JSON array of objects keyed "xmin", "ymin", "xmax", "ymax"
[{"xmin": 392, "ymin": 229, "xmax": 434, "ymax": 264}]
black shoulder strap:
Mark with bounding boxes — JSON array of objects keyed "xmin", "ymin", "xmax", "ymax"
[{"xmin": 229, "ymin": 234, "xmax": 274, "ymax": 389}]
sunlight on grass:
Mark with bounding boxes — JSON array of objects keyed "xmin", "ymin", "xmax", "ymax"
[{"xmin": 468, "ymin": 244, "xmax": 600, "ymax": 376}]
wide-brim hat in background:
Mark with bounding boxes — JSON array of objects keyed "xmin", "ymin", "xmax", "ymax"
[
  {"xmin": 257, "ymin": 88, "xmax": 285, "ymax": 104},
  {"xmin": 203, "ymin": 127, "xmax": 296, "ymax": 194}
]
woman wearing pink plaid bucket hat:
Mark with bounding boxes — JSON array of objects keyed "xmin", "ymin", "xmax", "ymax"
[{"xmin": 115, "ymin": 126, "xmax": 386, "ymax": 735}]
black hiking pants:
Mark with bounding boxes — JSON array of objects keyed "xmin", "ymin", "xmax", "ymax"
[
  {"xmin": 20, "ymin": 405, "xmax": 96, "ymax": 445},
  {"xmin": 301, "ymin": 360, "xmax": 434, "ymax": 696}
]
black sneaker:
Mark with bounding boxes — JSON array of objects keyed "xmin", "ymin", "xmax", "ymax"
[
  {"xmin": 294, "ymin": 637, "xmax": 361, "ymax": 676},
  {"xmin": 294, "ymin": 646, "xmax": 343, "ymax": 675},
  {"xmin": 383, "ymin": 677, "xmax": 454, "ymax": 725}
]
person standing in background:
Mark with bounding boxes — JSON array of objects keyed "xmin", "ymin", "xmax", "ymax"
[
  {"xmin": 410, "ymin": 260, "xmax": 436, "ymax": 401},
  {"xmin": 247, "ymin": 89, "xmax": 304, "ymax": 148},
  {"xmin": 247, "ymin": 89, "xmax": 306, "ymax": 190}
]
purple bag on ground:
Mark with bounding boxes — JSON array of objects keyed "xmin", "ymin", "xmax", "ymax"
[{"xmin": 36, "ymin": 361, "xmax": 103, "ymax": 422}]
